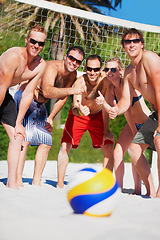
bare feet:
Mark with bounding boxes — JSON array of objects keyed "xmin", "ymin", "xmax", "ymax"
[
  {"xmin": 56, "ymin": 183, "xmax": 64, "ymax": 188},
  {"xmin": 16, "ymin": 178, "xmax": 24, "ymax": 187},
  {"xmin": 156, "ymin": 189, "xmax": 160, "ymax": 198},
  {"xmin": 6, "ymin": 181, "xmax": 19, "ymax": 190},
  {"xmin": 145, "ymin": 190, "xmax": 156, "ymax": 198}
]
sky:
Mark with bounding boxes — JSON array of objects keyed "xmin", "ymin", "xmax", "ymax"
[{"xmin": 98, "ymin": 0, "xmax": 160, "ymax": 27}]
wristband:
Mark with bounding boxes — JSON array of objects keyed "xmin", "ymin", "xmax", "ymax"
[{"xmin": 78, "ymin": 109, "xmax": 83, "ymax": 116}]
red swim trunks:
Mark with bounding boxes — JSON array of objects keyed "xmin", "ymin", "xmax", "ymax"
[{"xmin": 61, "ymin": 108, "xmax": 113, "ymax": 149}]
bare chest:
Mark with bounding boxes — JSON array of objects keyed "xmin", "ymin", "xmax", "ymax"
[
  {"xmin": 54, "ymin": 74, "xmax": 71, "ymax": 88},
  {"xmin": 133, "ymin": 65, "xmax": 156, "ymax": 109},
  {"xmin": 12, "ymin": 59, "xmax": 40, "ymax": 86}
]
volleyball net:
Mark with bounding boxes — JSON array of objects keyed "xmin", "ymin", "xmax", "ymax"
[{"xmin": 1, "ymin": 0, "xmax": 160, "ymax": 71}]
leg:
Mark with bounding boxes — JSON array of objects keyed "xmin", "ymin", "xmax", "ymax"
[
  {"xmin": 32, "ymin": 143, "xmax": 51, "ymax": 186},
  {"xmin": 57, "ymin": 142, "xmax": 72, "ymax": 188},
  {"xmin": 114, "ymin": 124, "xmax": 133, "ymax": 189},
  {"xmin": 16, "ymin": 141, "xmax": 30, "ymax": 187},
  {"xmin": 3, "ymin": 123, "xmax": 23, "ymax": 189},
  {"xmin": 101, "ymin": 143, "xmax": 114, "ymax": 171},
  {"xmin": 154, "ymin": 135, "xmax": 160, "ymax": 197},
  {"xmin": 128, "ymin": 143, "xmax": 156, "ymax": 197},
  {"xmin": 131, "ymin": 161, "xmax": 141, "ymax": 195}
]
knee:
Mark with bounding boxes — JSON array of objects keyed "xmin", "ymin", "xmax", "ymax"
[
  {"xmin": 154, "ymin": 136, "xmax": 160, "ymax": 151},
  {"xmin": 9, "ymin": 134, "xmax": 23, "ymax": 147},
  {"xmin": 113, "ymin": 145, "xmax": 122, "ymax": 160},
  {"xmin": 60, "ymin": 142, "xmax": 71, "ymax": 155}
]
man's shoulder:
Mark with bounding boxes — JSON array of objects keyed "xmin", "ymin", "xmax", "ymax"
[
  {"xmin": 1, "ymin": 47, "xmax": 23, "ymax": 58},
  {"xmin": 142, "ymin": 50, "xmax": 159, "ymax": 62},
  {"xmin": 0, "ymin": 47, "xmax": 24, "ymax": 67},
  {"xmin": 124, "ymin": 64, "xmax": 136, "ymax": 81},
  {"xmin": 45, "ymin": 60, "xmax": 59, "ymax": 72}
]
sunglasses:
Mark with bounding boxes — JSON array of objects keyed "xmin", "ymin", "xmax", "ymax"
[
  {"xmin": 104, "ymin": 67, "xmax": 117, "ymax": 73},
  {"xmin": 123, "ymin": 39, "xmax": 141, "ymax": 44},
  {"xmin": 86, "ymin": 66, "xmax": 101, "ymax": 72},
  {"xmin": 67, "ymin": 54, "xmax": 82, "ymax": 65},
  {"xmin": 29, "ymin": 38, "xmax": 45, "ymax": 47}
]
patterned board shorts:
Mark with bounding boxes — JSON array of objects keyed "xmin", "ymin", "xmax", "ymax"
[{"xmin": 14, "ymin": 90, "xmax": 52, "ymax": 146}]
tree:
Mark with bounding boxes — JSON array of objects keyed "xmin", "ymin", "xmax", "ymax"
[{"xmin": 1, "ymin": 0, "xmax": 122, "ymax": 60}]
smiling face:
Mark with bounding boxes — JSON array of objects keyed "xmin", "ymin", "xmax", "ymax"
[
  {"xmin": 104, "ymin": 61, "xmax": 123, "ymax": 86},
  {"xmin": 64, "ymin": 50, "xmax": 83, "ymax": 72},
  {"xmin": 25, "ymin": 30, "xmax": 46, "ymax": 58},
  {"xmin": 123, "ymin": 33, "xmax": 144, "ymax": 58},
  {"xmin": 85, "ymin": 58, "xmax": 102, "ymax": 85}
]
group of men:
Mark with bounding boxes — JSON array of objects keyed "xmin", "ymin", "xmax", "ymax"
[{"xmin": 1, "ymin": 24, "xmax": 160, "ymax": 198}]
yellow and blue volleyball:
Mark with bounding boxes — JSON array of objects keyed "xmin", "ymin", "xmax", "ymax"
[{"xmin": 67, "ymin": 167, "xmax": 120, "ymax": 217}]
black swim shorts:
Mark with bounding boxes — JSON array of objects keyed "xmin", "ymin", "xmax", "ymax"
[{"xmin": 0, "ymin": 90, "xmax": 17, "ymax": 127}]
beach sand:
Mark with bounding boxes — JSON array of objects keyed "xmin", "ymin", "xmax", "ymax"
[{"xmin": 0, "ymin": 160, "xmax": 160, "ymax": 240}]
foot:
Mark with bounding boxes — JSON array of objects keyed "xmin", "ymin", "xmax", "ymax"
[
  {"xmin": 16, "ymin": 178, "xmax": 24, "ymax": 187},
  {"xmin": 6, "ymin": 181, "xmax": 19, "ymax": 190},
  {"xmin": 57, "ymin": 183, "xmax": 64, "ymax": 188},
  {"xmin": 145, "ymin": 190, "xmax": 156, "ymax": 198},
  {"xmin": 156, "ymin": 189, "xmax": 160, "ymax": 198}
]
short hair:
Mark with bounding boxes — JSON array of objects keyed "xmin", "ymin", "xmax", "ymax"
[
  {"xmin": 27, "ymin": 24, "xmax": 47, "ymax": 38},
  {"xmin": 86, "ymin": 55, "xmax": 102, "ymax": 67},
  {"xmin": 121, "ymin": 28, "xmax": 144, "ymax": 48},
  {"xmin": 106, "ymin": 57, "xmax": 123, "ymax": 70},
  {"xmin": 66, "ymin": 46, "xmax": 85, "ymax": 60}
]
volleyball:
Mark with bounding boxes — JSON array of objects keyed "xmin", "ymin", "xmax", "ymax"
[{"xmin": 67, "ymin": 167, "xmax": 120, "ymax": 217}]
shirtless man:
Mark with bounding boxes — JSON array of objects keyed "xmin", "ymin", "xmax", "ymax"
[
  {"xmin": 96, "ymin": 57, "xmax": 151, "ymax": 194},
  {"xmin": 57, "ymin": 55, "xmax": 114, "ymax": 188},
  {"xmin": 108, "ymin": 28, "xmax": 160, "ymax": 198},
  {"xmin": 0, "ymin": 24, "xmax": 47, "ymax": 189},
  {"xmin": 15, "ymin": 46, "xmax": 85, "ymax": 186}
]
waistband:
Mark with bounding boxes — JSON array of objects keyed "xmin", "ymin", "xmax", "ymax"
[{"xmin": 150, "ymin": 111, "xmax": 158, "ymax": 120}]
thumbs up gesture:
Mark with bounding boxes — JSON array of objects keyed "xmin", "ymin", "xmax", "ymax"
[
  {"xmin": 77, "ymin": 100, "xmax": 90, "ymax": 116},
  {"xmin": 95, "ymin": 90, "xmax": 105, "ymax": 106},
  {"xmin": 108, "ymin": 100, "xmax": 119, "ymax": 119}
]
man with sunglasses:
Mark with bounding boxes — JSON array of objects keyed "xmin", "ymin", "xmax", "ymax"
[
  {"xmin": 14, "ymin": 46, "xmax": 85, "ymax": 187},
  {"xmin": 108, "ymin": 28, "xmax": 160, "ymax": 198},
  {"xmin": 56, "ymin": 54, "xmax": 114, "ymax": 188},
  {"xmin": 0, "ymin": 24, "xmax": 47, "ymax": 189},
  {"xmin": 42, "ymin": 46, "xmax": 85, "ymax": 101}
]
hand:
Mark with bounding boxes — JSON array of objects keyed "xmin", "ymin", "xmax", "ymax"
[
  {"xmin": 73, "ymin": 79, "xmax": 85, "ymax": 95},
  {"xmin": 44, "ymin": 118, "xmax": 53, "ymax": 132},
  {"xmin": 95, "ymin": 90, "xmax": 104, "ymax": 106},
  {"xmin": 108, "ymin": 100, "xmax": 119, "ymax": 119},
  {"xmin": 77, "ymin": 100, "xmax": 90, "ymax": 116},
  {"xmin": 14, "ymin": 122, "xmax": 26, "ymax": 140}
]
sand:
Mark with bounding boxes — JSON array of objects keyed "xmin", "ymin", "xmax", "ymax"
[{"xmin": 0, "ymin": 160, "xmax": 160, "ymax": 240}]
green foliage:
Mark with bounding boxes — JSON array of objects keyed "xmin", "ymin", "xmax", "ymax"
[
  {"xmin": 69, "ymin": 131, "xmax": 104, "ymax": 163},
  {"xmin": 0, "ymin": 123, "xmax": 153, "ymax": 164},
  {"xmin": 61, "ymin": 96, "xmax": 73, "ymax": 124},
  {"xmin": 0, "ymin": 125, "xmax": 9, "ymax": 159}
]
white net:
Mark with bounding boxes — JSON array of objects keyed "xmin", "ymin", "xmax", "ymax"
[{"xmin": 1, "ymin": 0, "xmax": 160, "ymax": 71}]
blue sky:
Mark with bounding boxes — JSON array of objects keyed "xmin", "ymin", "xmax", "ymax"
[{"xmin": 98, "ymin": 0, "xmax": 160, "ymax": 27}]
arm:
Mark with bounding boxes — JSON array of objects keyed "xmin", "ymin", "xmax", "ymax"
[
  {"xmin": 15, "ymin": 61, "xmax": 46, "ymax": 138},
  {"xmin": 45, "ymin": 97, "xmax": 68, "ymax": 132},
  {"xmin": 124, "ymin": 108, "xmax": 137, "ymax": 136},
  {"xmin": 102, "ymin": 87, "xmax": 114, "ymax": 142},
  {"xmin": 42, "ymin": 63, "xmax": 84, "ymax": 99},
  {"xmin": 108, "ymin": 71, "xmax": 133, "ymax": 119},
  {"xmin": 144, "ymin": 51, "xmax": 160, "ymax": 134},
  {"xmin": 95, "ymin": 86, "xmax": 114, "ymax": 142},
  {"xmin": 0, "ymin": 51, "xmax": 19, "ymax": 106},
  {"xmin": 47, "ymin": 97, "xmax": 68, "ymax": 121},
  {"xmin": 72, "ymin": 77, "xmax": 90, "ymax": 116}
]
